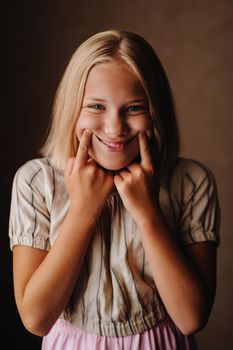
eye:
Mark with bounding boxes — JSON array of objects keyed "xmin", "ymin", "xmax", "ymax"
[
  {"xmin": 126, "ymin": 105, "xmax": 146, "ymax": 113},
  {"xmin": 88, "ymin": 104, "xmax": 104, "ymax": 110}
]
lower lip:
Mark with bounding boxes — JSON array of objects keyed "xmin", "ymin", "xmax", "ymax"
[{"xmin": 97, "ymin": 136, "xmax": 133, "ymax": 152}]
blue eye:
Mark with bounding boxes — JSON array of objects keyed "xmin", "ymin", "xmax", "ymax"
[
  {"xmin": 88, "ymin": 104, "xmax": 104, "ymax": 110},
  {"xmin": 127, "ymin": 105, "xmax": 146, "ymax": 112}
]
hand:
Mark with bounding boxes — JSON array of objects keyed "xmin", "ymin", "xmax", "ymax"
[
  {"xmin": 114, "ymin": 131, "xmax": 160, "ymax": 225},
  {"xmin": 65, "ymin": 130, "xmax": 114, "ymax": 219}
]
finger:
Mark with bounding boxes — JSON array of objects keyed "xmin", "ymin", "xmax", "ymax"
[
  {"xmin": 126, "ymin": 163, "xmax": 140, "ymax": 173},
  {"xmin": 117, "ymin": 169, "xmax": 130, "ymax": 180},
  {"xmin": 74, "ymin": 130, "xmax": 92, "ymax": 168},
  {"xmin": 87, "ymin": 157, "xmax": 96, "ymax": 165},
  {"xmin": 114, "ymin": 174, "xmax": 123, "ymax": 187},
  {"xmin": 65, "ymin": 158, "xmax": 75, "ymax": 178},
  {"xmin": 139, "ymin": 131, "xmax": 153, "ymax": 171}
]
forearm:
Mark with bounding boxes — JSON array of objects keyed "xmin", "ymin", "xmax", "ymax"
[
  {"xmin": 137, "ymin": 209, "xmax": 209, "ymax": 335},
  {"xmin": 18, "ymin": 207, "xmax": 95, "ymax": 335}
]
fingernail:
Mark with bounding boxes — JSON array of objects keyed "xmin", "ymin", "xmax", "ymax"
[{"xmin": 85, "ymin": 129, "xmax": 92, "ymax": 135}]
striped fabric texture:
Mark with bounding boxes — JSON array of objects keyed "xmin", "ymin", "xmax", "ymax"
[{"xmin": 9, "ymin": 157, "xmax": 220, "ymax": 337}]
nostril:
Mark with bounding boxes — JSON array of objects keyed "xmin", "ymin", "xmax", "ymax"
[
  {"xmin": 104, "ymin": 119, "xmax": 129, "ymax": 137},
  {"xmin": 103, "ymin": 128, "xmax": 129, "ymax": 138}
]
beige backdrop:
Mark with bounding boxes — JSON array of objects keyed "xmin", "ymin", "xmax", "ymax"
[{"xmin": 4, "ymin": 0, "xmax": 232, "ymax": 348}]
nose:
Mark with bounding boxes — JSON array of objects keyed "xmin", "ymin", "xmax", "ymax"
[{"xmin": 103, "ymin": 110, "xmax": 129, "ymax": 137}]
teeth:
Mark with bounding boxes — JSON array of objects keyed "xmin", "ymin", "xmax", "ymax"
[
  {"xmin": 102, "ymin": 140, "xmax": 125, "ymax": 148},
  {"xmin": 96, "ymin": 135, "xmax": 134, "ymax": 151},
  {"xmin": 97, "ymin": 136, "xmax": 129, "ymax": 150}
]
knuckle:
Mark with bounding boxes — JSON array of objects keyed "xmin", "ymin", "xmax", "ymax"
[
  {"xmin": 121, "ymin": 182, "xmax": 128, "ymax": 193},
  {"xmin": 80, "ymin": 144, "xmax": 88, "ymax": 152},
  {"xmin": 135, "ymin": 167, "xmax": 144, "ymax": 179},
  {"xmin": 87, "ymin": 165, "xmax": 96, "ymax": 176},
  {"xmin": 147, "ymin": 167, "xmax": 155, "ymax": 176},
  {"xmin": 138, "ymin": 167, "xmax": 144, "ymax": 175}
]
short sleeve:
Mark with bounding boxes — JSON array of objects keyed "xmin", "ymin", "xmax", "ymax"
[
  {"xmin": 8, "ymin": 160, "xmax": 51, "ymax": 251},
  {"xmin": 175, "ymin": 160, "xmax": 221, "ymax": 246}
]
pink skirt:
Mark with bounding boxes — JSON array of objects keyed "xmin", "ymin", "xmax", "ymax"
[{"xmin": 42, "ymin": 317, "xmax": 196, "ymax": 350}]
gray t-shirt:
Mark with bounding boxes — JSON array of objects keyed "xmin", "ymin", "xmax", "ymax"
[{"xmin": 8, "ymin": 157, "xmax": 220, "ymax": 336}]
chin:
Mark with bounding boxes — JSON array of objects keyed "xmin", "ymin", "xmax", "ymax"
[
  {"xmin": 93, "ymin": 154, "xmax": 141, "ymax": 171},
  {"xmin": 97, "ymin": 161, "xmax": 129, "ymax": 171}
]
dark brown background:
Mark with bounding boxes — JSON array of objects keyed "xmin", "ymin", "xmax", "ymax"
[{"xmin": 2, "ymin": 1, "xmax": 233, "ymax": 349}]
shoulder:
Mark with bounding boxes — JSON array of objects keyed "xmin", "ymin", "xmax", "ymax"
[
  {"xmin": 12, "ymin": 157, "xmax": 60, "ymax": 200},
  {"xmin": 167, "ymin": 158, "xmax": 220, "ymax": 246},
  {"xmin": 169, "ymin": 157, "xmax": 216, "ymax": 185},
  {"xmin": 11, "ymin": 157, "xmax": 62, "ymax": 212},
  {"xmin": 14, "ymin": 157, "xmax": 57, "ymax": 184},
  {"xmin": 164, "ymin": 157, "xmax": 218, "ymax": 203}
]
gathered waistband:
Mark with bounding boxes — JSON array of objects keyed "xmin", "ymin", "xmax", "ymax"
[{"xmin": 42, "ymin": 317, "xmax": 196, "ymax": 350}]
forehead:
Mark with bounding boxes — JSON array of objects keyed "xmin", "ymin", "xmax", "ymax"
[{"xmin": 83, "ymin": 60, "xmax": 146, "ymax": 98}]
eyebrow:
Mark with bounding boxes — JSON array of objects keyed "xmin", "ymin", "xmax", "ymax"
[
  {"xmin": 84, "ymin": 97, "xmax": 148, "ymax": 103},
  {"xmin": 84, "ymin": 97, "xmax": 108, "ymax": 103}
]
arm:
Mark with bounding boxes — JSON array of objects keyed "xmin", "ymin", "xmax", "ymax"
[
  {"xmin": 13, "ymin": 209, "xmax": 95, "ymax": 337},
  {"xmin": 137, "ymin": 213, "xmax": 216, "ymax": 335},
  {"xmin": 114, "ymin": 131, "xmax": 217, "ymax": 335},
  {"xmin": 13, "ymin": 130, "xmax": 113, "ymax": 336}
]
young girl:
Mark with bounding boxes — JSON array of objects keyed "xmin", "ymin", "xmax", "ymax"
[{"xmin": 9, "ymin": 30, "xmax": 220, "ymax": 349}]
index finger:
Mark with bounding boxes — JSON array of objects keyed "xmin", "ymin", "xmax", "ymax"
[
  {"xmin": 74, "ymin": 129, "xmax": 92, "ymax": 168},
  {"xmin": 139, "ymin": 131, "xmax": 153, "ymax": 171}
]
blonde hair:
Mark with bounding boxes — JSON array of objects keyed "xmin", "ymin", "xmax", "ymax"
[{"xmin": 41, "ymin": 29, "xmax": 179, "ymax": 172}]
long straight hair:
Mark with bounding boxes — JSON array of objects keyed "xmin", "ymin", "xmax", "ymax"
[{"xmin": 41, "ymin": 30, "xmax": 179, "ymax": 172}]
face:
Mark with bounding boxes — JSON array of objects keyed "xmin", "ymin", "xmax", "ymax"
[{"xmin": 76, "ymin": 60, "xmax": 153, "ymax": 170}]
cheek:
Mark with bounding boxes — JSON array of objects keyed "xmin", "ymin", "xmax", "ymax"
[
  {"xmin": 76, "ymin": 115, "xmax": 101, "ymax": 140},
  {"xmin": 131, "ymin": 117, "xmax": 153, "ymax": 138}
]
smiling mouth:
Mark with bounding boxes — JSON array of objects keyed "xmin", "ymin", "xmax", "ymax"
[{"xmin": 96, "ymin": 136, "xmax": 134, "ymax": 152}]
